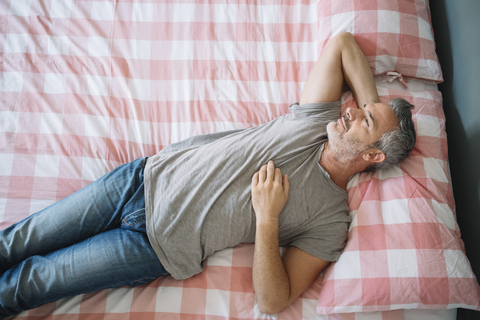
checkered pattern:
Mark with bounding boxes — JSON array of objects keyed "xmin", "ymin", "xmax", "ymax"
[
  {"xmin": 0, "ymin": 0, "xmax": 320, "ymax": 229},
  {"xmin": 0, "ymin": 0, "xmax": 471, "ymax": 319},
  {"xmin": 13, "ymin": 244, "xmax": 456, "ymax": 320},
  {"xmin": 317, "ymin": 89, "xmax": 480, "ymax": 314},
  {"xmin": 317, "ymin": 0, "xmax": 443, "ymax": 83}
]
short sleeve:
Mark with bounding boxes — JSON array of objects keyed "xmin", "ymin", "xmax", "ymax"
[
  {"xmin": 288, "ymin": 101, "xmax": 341, "ymax": 124},
  {"xmin": 288, "ymin": 220, "xmax": 349, "ymax": 262}
]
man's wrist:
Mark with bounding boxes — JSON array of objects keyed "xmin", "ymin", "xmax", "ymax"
[{"xmin": 255, "ymin": 217, "xmax": 279, "ymax": 226}]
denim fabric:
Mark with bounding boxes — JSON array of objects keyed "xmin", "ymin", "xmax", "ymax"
[{"xmin": 0, "ymin": 158, "xmax": 168, "ymax": 319}]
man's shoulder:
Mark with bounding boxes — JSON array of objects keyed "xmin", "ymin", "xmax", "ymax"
[{"xmin": 288, "ymin": 100, "xmax": 341, "ymax": 121}]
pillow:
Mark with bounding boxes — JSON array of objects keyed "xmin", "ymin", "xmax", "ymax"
[
  {"xmin": 317, "ymin": 0, "xmax": 443, "ymax": 83},
  {"xmin": 316, "ymin": 89, "xmax": 480, "ymax": 314}
]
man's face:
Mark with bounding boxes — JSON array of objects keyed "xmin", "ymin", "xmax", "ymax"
[{"xmin": 326, "ymin": 103, "xmax": 398, "ymax": 163}]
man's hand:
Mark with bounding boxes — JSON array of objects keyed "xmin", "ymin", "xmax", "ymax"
[{"xmin": 251, "ymin": 161, "xmax": 290, "ymax": 223}]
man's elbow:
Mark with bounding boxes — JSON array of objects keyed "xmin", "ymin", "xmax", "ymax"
[
  {"xmin": 332, "ymin": 31, "xmax": 356, "ymax": 49},
  {"xmin": 335, "ymin": 31, "xmax": 354, "ymax": 41}
]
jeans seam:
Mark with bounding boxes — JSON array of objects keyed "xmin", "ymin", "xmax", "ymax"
[
  {"xmin": 122, "ymin": 209, "xmax": 146, "ymax": 227},
  {"xmin": 110, "ymin": 275, "xmax": 157, "ymax": 288},
  {"xmin": 131, "ymin": 276, "xmax": 157, "ymax": 284}
]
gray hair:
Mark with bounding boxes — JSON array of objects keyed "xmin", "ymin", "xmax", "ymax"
[{"xmin": 364, "ymin": 97, "xmax": 416, "ymax": 172}]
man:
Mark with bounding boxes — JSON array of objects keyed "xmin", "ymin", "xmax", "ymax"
[
  {"xmin": 249, "ymin": 32, "xmax": 415, "ymax": 313},
  {"xmin": 0, "ymin": 32, "xmax": 415, "ymax": 318}
]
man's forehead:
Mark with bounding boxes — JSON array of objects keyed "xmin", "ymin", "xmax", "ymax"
[{"xmin": 367, "ymin": 103, "xmax": 398, "ymax": 130}]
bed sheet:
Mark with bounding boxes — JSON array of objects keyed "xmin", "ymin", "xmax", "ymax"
[
  {"xmin": 0, "ymin": 0, "xmax": 463, "ymax": 319},
  {"xmin": 11, "ymin": 244, "xmax": 457, "ymax": 320}
]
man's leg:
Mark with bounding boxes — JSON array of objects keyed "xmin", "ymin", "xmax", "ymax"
[
  {"xmin": 300, "ymin": 32, "xmax": 379, "ymax": 107},
  {"xmin": 0, "ymin": 226, "xmax": 167, "ymax": 318},
  {"xmin": 0, "ymin": 157, "xmax": 147, "ymax": 272}
]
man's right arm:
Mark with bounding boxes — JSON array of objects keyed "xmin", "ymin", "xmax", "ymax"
[{"xmin": 300, "ymin": 32, "xmax": 379, "ymax": 108}]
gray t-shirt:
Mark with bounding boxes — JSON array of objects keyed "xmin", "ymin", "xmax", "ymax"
[{"xmin": 144, "ymin": 101, "xmax": 350, "ymax": 280}]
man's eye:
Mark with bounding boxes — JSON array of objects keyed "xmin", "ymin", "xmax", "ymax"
[{"xmin": 366, "ymin": 119, "xmax": 369, "ymax": 127}]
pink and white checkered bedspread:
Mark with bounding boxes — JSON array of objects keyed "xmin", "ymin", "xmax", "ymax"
[{"xmin": 0, "ymin": 0, "xmax": 474, "ymax": 319}]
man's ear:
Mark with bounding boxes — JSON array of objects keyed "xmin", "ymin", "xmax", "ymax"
[{"xmin": 362, "ymin": 149, "xmax": 385, "ymax": 163}]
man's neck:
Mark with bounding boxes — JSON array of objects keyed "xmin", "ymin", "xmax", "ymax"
[{"xmin": 319, "ymin": 141, "xmax": 364, "ymax": 190}]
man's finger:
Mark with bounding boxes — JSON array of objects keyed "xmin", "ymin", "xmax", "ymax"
[
  {"xmin": 259, "ymin": 164, "xmax": 267, "ymax": 182},
  {"xmin": 252, "ymin": 172, "xmax": 259, "ymax": 187},
  {"xmin": 283, "ymin": 174, "xmax": 290, "ymax": 197},
  {"xmin": 267, "ymin": 161, "xmax": 275, "ymax": 181},
  {"xmin": 274, "ymin": 168, "xmax": 282, "ymax": 184}
]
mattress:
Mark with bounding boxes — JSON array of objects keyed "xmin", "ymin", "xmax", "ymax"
[{"xmin": 1, "ymin": 0, "xmax": 479, "ymax": 319}]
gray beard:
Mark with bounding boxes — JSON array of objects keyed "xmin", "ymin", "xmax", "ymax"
[{"xmin": 326, "ymin": 122, "xmax": 366, "ymax": 165}]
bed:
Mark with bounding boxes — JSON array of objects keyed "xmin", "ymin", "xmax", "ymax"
[{"xmin": 1, "ymin": 0, "xmax": 479, "ymax": 319}]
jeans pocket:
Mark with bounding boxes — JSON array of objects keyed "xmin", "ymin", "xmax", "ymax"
[{"xmin": 121, "ymin": 209, "xmax": 147, "ymax": 233}]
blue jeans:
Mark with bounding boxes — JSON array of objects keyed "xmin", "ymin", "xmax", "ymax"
[{"xmin": 0, "ymin": 158, "xmax": 168, "ymax": 319}]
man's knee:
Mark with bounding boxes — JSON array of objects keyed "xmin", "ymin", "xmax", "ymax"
[
  {"xmin": 0, "ymin": 269, "xmax": 24, "ymax": 318},
  {"xmin": 0, "ymin": 257, "xmax": 54, "ymax": 317}
]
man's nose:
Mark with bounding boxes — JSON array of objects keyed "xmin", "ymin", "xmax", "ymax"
[{"xmin": 346, "ymin": 107, "xmax": 363, "ymax": 121}]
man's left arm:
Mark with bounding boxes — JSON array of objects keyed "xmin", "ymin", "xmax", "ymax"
[{"xmin": 251, "ymin": 161, "xmax": 330, "ymax": 314}]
